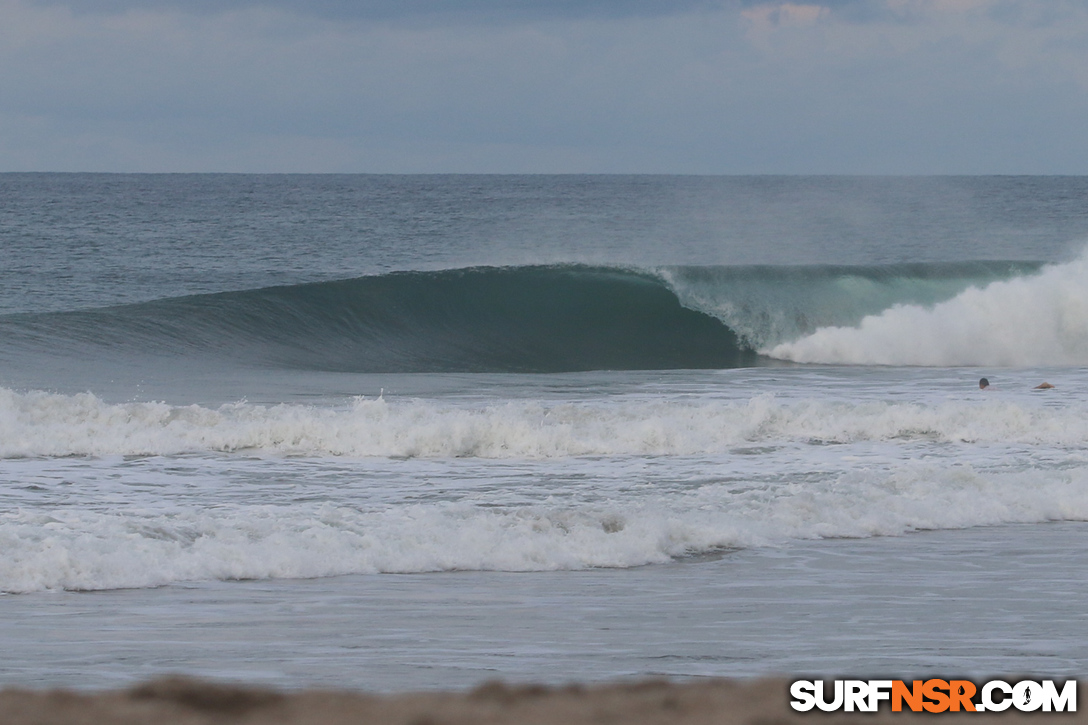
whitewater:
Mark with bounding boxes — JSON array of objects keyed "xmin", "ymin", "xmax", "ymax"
[
  {"xmin": 766, "ymin": 253, "xmax": 1088, "ymax": 366},
  {"xmin": 3, "ymin": 367, "xmax": 1088, "ymax": 594},
  {"xmin": 3, "ymin": 174, "xmax": 1088, "ymax": 688},
  {"xmin": 5, "ymin": 387, "xmax": 1088, "ymax": 459}
]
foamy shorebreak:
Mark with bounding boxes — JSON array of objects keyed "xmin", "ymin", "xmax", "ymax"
[{"xmin": 3, "ymin": 388, "xmax": 1088, "ymax": 458}]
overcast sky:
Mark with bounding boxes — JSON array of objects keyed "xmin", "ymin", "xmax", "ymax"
[{"xmin": 1, "ymin": 0, "xmax": 1086, "ymax": 173}]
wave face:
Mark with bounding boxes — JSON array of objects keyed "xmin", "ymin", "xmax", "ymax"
[
  {"xmin": 2, "ymin": 261, "xmax": 1047, "ymax": 374},
  {"xmin": 1, "ymin": 266, "xmax": 753, "ymax": 373},
  {"xmin": 768, "ymin": 255, "xmax": 1088, "ymax": 365}
]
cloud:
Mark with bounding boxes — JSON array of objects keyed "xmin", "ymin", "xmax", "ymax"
[
  {"xmin": 25, "ymin": 0, "xmax": 723, "ymax": 23},
  {"xmin": 742, "ymin": 3, "xmax": 830, "ymax": 30},
  {"xmin": 886, "ymin": 0, "xmax": 994, "ymax": 15},
  {"xmin": 1, "ymin": 0, "xmax": 1087, "ymax": 172}
]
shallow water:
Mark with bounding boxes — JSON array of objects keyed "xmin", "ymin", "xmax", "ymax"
[{"xmin": 1, "ymin": 521, "xmax": 1084, "ymax": 690}]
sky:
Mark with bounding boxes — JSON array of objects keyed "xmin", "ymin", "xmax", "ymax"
[{"xmin": 1, "ymin": 0, "xmax": 1087, "ymax": 173}]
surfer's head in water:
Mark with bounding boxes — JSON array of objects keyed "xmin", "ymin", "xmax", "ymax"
[{"xmin": 979, "ymin": 378, "xmax": 990, "ymax": 389}]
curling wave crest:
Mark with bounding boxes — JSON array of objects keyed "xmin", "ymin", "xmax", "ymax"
[{"xmin": 0, "ymin": 261, "xmax": 1041, "ymax": 373}]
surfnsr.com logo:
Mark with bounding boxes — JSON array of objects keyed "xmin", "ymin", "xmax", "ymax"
[{"xmin": 790, "ymin": 679, "xmax": 1077, "ymax": 713}]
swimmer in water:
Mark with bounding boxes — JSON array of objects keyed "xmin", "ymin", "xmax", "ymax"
[{"xmin": 979, "ymin": 377, "xmax": 1053, "ymax": 390}]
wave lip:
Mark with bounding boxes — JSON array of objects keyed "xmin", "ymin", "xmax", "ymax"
[{"xmin": 766, "ymin": 255, "xmax": 1088, "ymax": 366}]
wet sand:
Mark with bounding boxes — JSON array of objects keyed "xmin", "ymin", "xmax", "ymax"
[{"xmin": 1, "ymin": 677, "xmax": 1084, "ymax": 725}]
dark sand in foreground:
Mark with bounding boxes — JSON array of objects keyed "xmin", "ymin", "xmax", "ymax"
[{"xmin": 0, "ymin": 678, "xmax": 1082, "ymax": 725}]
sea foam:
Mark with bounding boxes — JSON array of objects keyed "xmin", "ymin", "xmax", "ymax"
[
  {"xmin": 767, "ymin": 254, "xmax": 1088, "ymax": 365},
  {"xmin": 3, "ymin": 387, "xmax": 1088, "ymax": 459},
  {"xmin": 2, "ymin": 462, "xmax": 1086, "ymax": 593}
]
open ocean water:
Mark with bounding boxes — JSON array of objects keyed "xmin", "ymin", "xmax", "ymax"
[{"xmin": 1, "ymin": 174, "xmax": 1088, "ymax": 690}]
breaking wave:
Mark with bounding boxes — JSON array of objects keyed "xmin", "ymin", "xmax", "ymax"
[
  {"xmin": 768, "ymin": 254, "xmax": 1088, "ymax": 366},
  {"xmin": 6, "ymin": 387, "xmax": 1088, "ymax": 592},
  {"xmin": 4, "ymin": 388, "xmax": 1088, "ymax": 459},
  {"xmin": 3, "ymin": 463, "xmax": 1087, "ymax": 593},
  {"xmin": 0, "ymin": 261, "xmax": 1047, "ymax": 373}
]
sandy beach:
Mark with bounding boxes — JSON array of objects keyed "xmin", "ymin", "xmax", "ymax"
[{"xmin": 0, "ymin": 677, "xmax": 1082, "ymax": 725}]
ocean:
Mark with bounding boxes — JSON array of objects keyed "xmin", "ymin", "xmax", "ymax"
[{"xmin": 1, "ymin": 174, "xmax": 1087, "ymax": 690}]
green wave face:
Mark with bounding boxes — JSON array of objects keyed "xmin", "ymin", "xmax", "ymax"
[
  {"xmin": 0, "ymin": 262, "xmax": 1040, "ymax": 373},
  {"xmin": 1, "ymin": 266, "xmax": 752, "ymax": 373}
]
